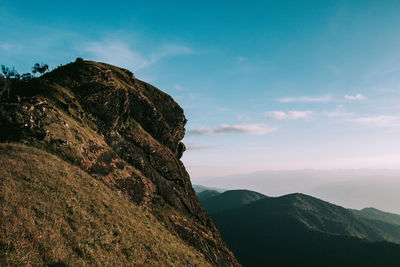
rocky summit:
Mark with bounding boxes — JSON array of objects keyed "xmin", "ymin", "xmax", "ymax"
[{"xmin": 0, "ymin": 59, "xmax": 239, "ymax": 266}]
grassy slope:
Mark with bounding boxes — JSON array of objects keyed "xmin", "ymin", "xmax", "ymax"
[{"xmin": 0, "ymin": 144, "xmax": 209, "ymax": 266}]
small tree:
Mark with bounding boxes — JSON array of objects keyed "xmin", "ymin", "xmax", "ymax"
[
  {"xmin": 1, "ymin": 65, "xmax": 18, "ymax": 79},
  {"xmin": 32, "ymin": 63, "xmax": 49, "ymax": 76},
  {"xmin": 0, "ymin": 65, "xmax": 18, "ymax": 98},
  {"xmin": 1, "ymin": 65, "xmax": 10, "ymax": 78}
]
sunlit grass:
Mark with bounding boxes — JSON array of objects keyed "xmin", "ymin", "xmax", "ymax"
[{"xmin": 0, "ymin": 143, "xmax": 209, "ymax": 266}]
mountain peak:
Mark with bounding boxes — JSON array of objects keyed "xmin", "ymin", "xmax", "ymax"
[
  {"xmin": 199, "ymin": 189, "xmax": 267, "ymax": 214},
  {"xmin": 0, "ymin": 60, "xmax": 239, "ymax": 266}
]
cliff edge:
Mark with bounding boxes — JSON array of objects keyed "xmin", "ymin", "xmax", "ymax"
[{"xmin": 0, "ymin": 59, "xmax": 239, "ymax": 266}]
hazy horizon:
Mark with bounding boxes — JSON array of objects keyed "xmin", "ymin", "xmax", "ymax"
[
  {"xmin": 192, "ymin": 168, "xmax": 400, "ymax": 214},
  {"xmin": 191, "ymin": 167, "xmax": 400, "ymax": 177}
]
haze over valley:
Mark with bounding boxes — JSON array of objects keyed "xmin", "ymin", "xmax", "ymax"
[{"xmin": 193, "ymin": 169, "xmax": 400, "ymax": 214}]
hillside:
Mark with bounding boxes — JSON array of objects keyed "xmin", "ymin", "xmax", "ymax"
[
  {"xmin": 0, "ymin": 144, "xmax": 209, "ymax": 266},
  {"xmin": 196, "ymin": 189, "xmax": 221, "ymax": 202},
  {"xmin": 200, "ymin": 190, "xmax": 267, "ymax": 214},
  {"xmin": 0, "ymin": 59, "xmax": 239, "ymax": 266},
  {"xmin": 199, "ymin": 188, "xmax": 400, "ymax": 266},
  {"xmin": 351, "ymin": 207, "xmax": 400, "ymax": 226}
]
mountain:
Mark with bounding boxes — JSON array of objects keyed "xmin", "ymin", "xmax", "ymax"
[
  {"xmin": 349, "ymin": 208, "xmax": 400, "ymax": 244},
  {"xmin": 192, "ymin": 184, "xmax": 226, "ymax": 194},
  {"xmin": 0, "ymin": 59, "xmax": 239, "ymax": 266},
  {"xmin": 194, "ymin": 169, "xmax": 400, "ymax": 214},
  {"xmin": 199, "ymin": 188, "xmax": 400, "ymax": 266},
  {"xmin": 200, "ymin": 190, "xmax": 267, "ymax": 214},
  {"xmin": 351, "ymin": 207, "xmax": 400, "ymax": 226},
  {"xmin": 193, "ymin": 185, "xmax": 226, "ymax": 201},
  {"xmin": 197, "ymin": 189, "xmax": 221, "ymax": 202}
]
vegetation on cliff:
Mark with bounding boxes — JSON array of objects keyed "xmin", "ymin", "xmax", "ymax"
[
  {"xmin": 0, "ymin": 59, "xmax": 239, "ymax": 266},
  {"xmin": 0, "ymin": 144, "xmax": 209, "ymax": 266}
]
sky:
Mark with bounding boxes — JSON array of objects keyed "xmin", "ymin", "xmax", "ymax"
[{"xmin": 2, "ymin": 0, "xmax": 400, "ymax": 178}]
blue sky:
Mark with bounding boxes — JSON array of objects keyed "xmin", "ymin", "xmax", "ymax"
[{"xmin": 2, "ymin": 0, "xmax": 400, "ymax": 177}]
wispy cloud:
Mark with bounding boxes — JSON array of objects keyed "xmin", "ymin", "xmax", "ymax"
[
  {"xmin": 0, "ymin": 42, "xmax": 12, "ymax": 51},
  {"xmin": 265, "ymin": 110, "xmax": 312, "ymax": 120},
  {"xmin": 185, "ymin": 143, "xmax": 227, "ymax": 150},
  {"xmin": 82, "ymin": 40, "xmax": 193, "ymax": 71},
  {"xmin": 352, "ymin": 115, "xmax": 399, "ymax": 127},
  {"xmin": 325, "ymin": 105, "xmax": 354, "ymax": 117},
  {"xmin": 235, "ymin": 56, "xmax": 248, "ymax": 62},
  {"xmin": 345, "ymin": 94, "xmax": 365, "ymax": 100},
  {"xmin": 173, "ymin": 84, "xmax": 184, "ymax": 91},
  {"xmin": 237, "ymin": 115, "xmax": 253, "ymax": 121},
  {"xmin": 187, "ymin": 124, "xmax": 277, "ymax": 136},
  {"xmin": 278, "ymin": 95, "xmax": 332, "ymax": 103},
  {"xmin": 172, "ymin": 95, "xmax": 184, "ymax": 100},
  {"xmin": 326, "ymin": 111, "xmax": 354, "ymax": 117}
]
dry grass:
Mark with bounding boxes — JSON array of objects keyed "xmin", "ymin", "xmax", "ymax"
[{"xmin": 0, "ymin": 143, "xmax": 210, "ymax": 266}]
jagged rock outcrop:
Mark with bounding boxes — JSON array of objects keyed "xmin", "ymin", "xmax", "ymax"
[{"xmin": 0, "ymin": 60, "xmax": 239, "ymax": 266}]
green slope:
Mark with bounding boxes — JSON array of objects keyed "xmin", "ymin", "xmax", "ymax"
[
  {"xmin": 202, "ymin": 190, "xmax": 400, "ymax": 266},
  {"xmin": 200, "ymin": 190, "xmax": 267, "ymax": 214},
  {"xmin": 0, "ymin": 144, "xmax": 210, "ymax": 266},
  {"xmin": 196, "ymin": 189, "xmax": 221, "ymax": 202},
  {"xmin": 351, "ymin": 207, "xmax": 400, "ymax": 226}
]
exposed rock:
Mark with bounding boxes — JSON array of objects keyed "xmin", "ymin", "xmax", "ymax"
[{"xmin": 0, "ymin": 60, "xmax": 239, "ymax": 266}]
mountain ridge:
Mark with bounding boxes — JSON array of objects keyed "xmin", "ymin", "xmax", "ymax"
[
  {"xmin": 350, "ymin": 207, "xmax": 400, "ymax": 226},
  {"xmin": 197, "ymin": 187, "xmax": 400, "ymax": 266}
]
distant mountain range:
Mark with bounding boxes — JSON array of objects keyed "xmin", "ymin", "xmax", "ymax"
[
  {"xmin": 195, "ymin": 186, "xmax": 400, "ymax": 267},
  {"xmin": 193, "ymin": 169, "xmax": 400, "ymax": 214}
]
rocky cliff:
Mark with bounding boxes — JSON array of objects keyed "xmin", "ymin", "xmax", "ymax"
[{"xmin": 0, "ymin": 59, "xmax": 239, "ymax": 266}]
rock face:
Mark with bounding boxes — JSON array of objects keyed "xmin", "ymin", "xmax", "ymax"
[{"xmin": 0, "ymin": 60, "xmax": 239, "ymax": 266}]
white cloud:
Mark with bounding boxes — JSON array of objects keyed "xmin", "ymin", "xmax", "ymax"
[
  {"xmin": 278, "ymin": 95, "xmax": 332, "ymax": 103},
  {"xmin": 82, "ymin": 40, "xmax": 193, "ymax": 71},
  {"xmin": 185, "ymin": 143, "xmax": 226, "ymax": 150},
  {"xmin": 352, "ymin": 115, "xmax": 399, "ymax": 127},
  {"xmin": 266, "ymin": 111, "xmax": 287, "ymax": 120},
  {"xmin": 345, "ymin": 94, "xmax": 365, "ymax": 100},
  {"xmin": 187, "ymin": 124, "xmax": 277, "ymax": 136},
  {"xmin": 155, "ymin": 44, "xmax": 193, "ymax": 58},
  {"xmin": 265, "ymin": 110, "xmax": 313, "ymax": 120},
  {"xmin": 236, "ymin": 56, "xmax": 248, "ymax": 62}
]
